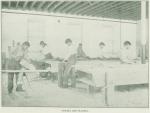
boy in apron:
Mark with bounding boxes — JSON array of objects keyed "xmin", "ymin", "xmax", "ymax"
[
  {"xmin": 7, "ymin": 41, "xmax": 32, "ymax": 93},
  {"xmin": 58, "ymin": 39, "xmax": 77, "ymax": 88},
  {"xmin": 121, "ymin": 41, "xmax": 135, "ymax": 64}
]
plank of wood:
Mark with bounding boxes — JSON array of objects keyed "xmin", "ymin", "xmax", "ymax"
[
  {"xmin": 1, "ymin": 70, "xmax": 51, "ymax": 73},
  {"xmin": 76, "ymin": 78, "xmax": 95, "ymax": 86}
]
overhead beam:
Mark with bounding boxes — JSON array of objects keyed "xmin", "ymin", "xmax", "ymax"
[
  {"xmin": 120, "ymin": 1, "xmax": 140, "ymax": 11},
  {"xmin": 104, "ymin": 3, "xmax": 140, "ymax": 20},
  {"xmin": 16, "ymin": 1, "xmax": 20, "ymax": 9},
  {"xmin": 2, "ymin": 1, "xmax": 8, "ymax": 8},
  {"xmin": 44, "ymin": 2, "xmax": 53, "ymax": 11},
  {"xmin": 56, "ymin": 2, "xmax": 73, "ymax": 12},
  {"xmin": 69, "ymin": 2, "xmax": 89, "ymax": 14},
  {"xmin": 98, "ymin": 2, "xmax": 131, "ymax": 19},
  {"xmin": 50, "ymin": 1, "xmax": 64, "ymax": 12},
  {"xmin": 8, "ymin": 1, "xmax": 11, "ymax": 8},
  {"xmin": 30, "ymin": 1, "xmax": 37, "ymax": 9},
  {"xmin": 82, "ymin": 1, "xmax": 109, "ymax": 16},
  {"xmin": 23, "ymin": 1, "xmax": 28, "ymax": 9},
  {"xmin": 75, "ymin": 2, "xmax": 98, "ymax": 15},
  {"xmin": 1, "ymin": 2, "xmax": 4, "ymax": 8},
  {"xmin": 48, "ymin": 1, "xmax": 58, "ymax": 12},
  {"xmin": 53, "ymin": 1, "xmax": 66, "ymax": 12},
  {"xmin": 121, "ymin": 7, "xmax": 139, "ymax": 17},
  {"xmin": 96, "ymin": 2, "xmax": 126, "ymax": 17},
  {"xmin": 37, "ymin": 1, "xmax": 46, "ymax": 10},
  {"xmin": 102, "ymin": 9, "xmax": 137, "ymax": 21},
  {"xmin": 122, "ymin": 7, "xmax": 140, "ymax": 20},
  {"xmin": 91, "ymin": 2, "xmax": 123, "ymax": 16},
  {"xmin": 121, "ymin": 7, "xmax": 140, "ymax": 20},
  {"xmin": 61, "ymin": 2, "xmax": 81, "ymax": 13},
  {"xmin": 101, "ymin": 2, "xmax": 125, "ymax": 15},
  {"xmin": 92, "ymin": 5, "xmax": 139, "ymax": 21},
  {"xmin": 96, "ymin": 1, "xmax": 139, "ymax": 18}
]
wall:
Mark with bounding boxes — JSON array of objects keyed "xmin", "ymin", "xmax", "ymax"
[
  {"xmin": 136, "ymin": 19, "xmax": 149, "ymax": 58},
  {"xmin": 2, "ymin": 12, "xmax": 137, "ymax": 58}
]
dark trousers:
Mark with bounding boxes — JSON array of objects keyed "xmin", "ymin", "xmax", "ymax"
[
  {"xmin": 8, "ymin": 72, "xmax": 19, "ymax": 93},
  {"xmin": 7, "ymin": 58, "xmax": 21, "ymax": 93},
  {"xmin": 58, "ymin": 62, "xmax": 76, "ymax": 88}
]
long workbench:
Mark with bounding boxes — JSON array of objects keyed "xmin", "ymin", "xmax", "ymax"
[
  {"xmin": 45, "ymin": 59, "xmax": 148, "ymax": 86},
  {"xmin": 1, "ymin": 59, "xmax": 148, "ymax": 106},
  {"xmin": 45, "ymin": 59, "xmax": 148, "ymax": 106}
]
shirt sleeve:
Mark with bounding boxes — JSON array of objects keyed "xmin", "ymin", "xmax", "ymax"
[
  {"xmin": 23, "ymin": 50, "xmax": 30, "ymax": 61},
  {"xmin": 120, "ymin": 49, "xmax": 135, "ymax": 63},
  {"xmin": 43, "ymin": 46, "xmax": 50, "ymax": 55},
  {"xmin": 64, "ymin": 45, "xmax": 77, "ymax": 60},
  {"xmin": 99, "ymin": 49, "xmax": 106, "ymax": 58},
  {"xmin": 11, "ymin": 47, "xmax": 22, "ymax": 60}
]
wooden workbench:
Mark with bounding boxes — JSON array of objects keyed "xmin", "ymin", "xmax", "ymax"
[{"xmin": 1, "ymin": 59, "xmax": 148, "ymax": 106}]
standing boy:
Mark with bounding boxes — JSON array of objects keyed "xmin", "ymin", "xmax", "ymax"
[
  {"xmin": 7, "ymin": 41, "xmax": 31, "ymax": 93},
  {"xmin": 121, "ymin": 41, "xmax": 135, "ymax": 64},
  {"xmin": 39, "ymin": 41, "xmax": 53, "ymax": 59},
  {"xmin": 58, "ymin": 39, "xmax": 77, "ymax": 88},
  {"xmin": 98, "ymin": 42, "xmax": 107, "ymax": 59}
]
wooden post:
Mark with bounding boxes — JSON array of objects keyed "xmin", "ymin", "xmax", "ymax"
[
  {"xmin": 58, "ymin": 62, "xmax": 65, "ymax": 87},
  {"xmin": 141, "ymin": 46, "xmax": 146, "ymax": 64},
  {"xmin": 141, "ymin": 1, "xmax": 147, "ymax": 64},
  {"xmin": 104, "ymin": 72, "xmax": 108, "ymax": 106},
  {"xmin": 71, "ymin": 67, "xmax": 76, "ymax": 88}
]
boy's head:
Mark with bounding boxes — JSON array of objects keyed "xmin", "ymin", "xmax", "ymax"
[
  {"xmin": 22, "ymin": 41, "xmax": 30, "ymax": 50},
  {"xmin": 40, "ymin": 41, "xmax": 47, "ymax": 48},
  {"xmin": 123, "ymin": 41, "xmax": 131, "ymax": 49},
  {"xmin": 99, "ymin": 42, "xmax": 105, "ymax": 49},
  {"xmin": 65, "ymin": 38, "xmax": 72, "ymax": 46}
]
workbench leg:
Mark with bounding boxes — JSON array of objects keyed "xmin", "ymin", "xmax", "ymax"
[
  {"xmin": 105, "ymin": 72, "xmax": 116, "ymax": 107},
  {"xmin": 58, "ymin": 63, "xmax": 65, "ymax": 88},
  {"xmin": 141, "ymin": 45, "xmax": 146, "ymax": 64},
  {"xmin": 107, "ymin": 86, "xmax": 115, "ymax": 107},
  {"xmin": 71, "ymin": 67, "xmax": 76, "ymax": 88},
  {"xmin": 104, "ymin": 73, "xmax": 108, "ymax": 107}
]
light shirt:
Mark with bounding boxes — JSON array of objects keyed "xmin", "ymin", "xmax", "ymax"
[
  {"xmin": 64, "ymin": 44, "xmax": 76, "ymax": 60},
  {"xmin": 99, "ymin": 48, "xmax": 108, "ymax": 58},
  {"xmin": 40, "ymin": 45, "xmax": 50, "ymax": 55},
  {"xmin": 10, "ymin": 45, "xmax": 29, "ymax": 61},
  {"xmin": 121, "ymin": 48, "xmax": 134, "ymax": 63}
]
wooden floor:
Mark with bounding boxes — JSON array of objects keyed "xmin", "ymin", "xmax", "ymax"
[{"xmin": 2, "ymin": 73, "xmax": 148, "ymax": 107}]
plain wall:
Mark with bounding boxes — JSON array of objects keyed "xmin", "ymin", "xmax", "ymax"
[
  {"xmin": 2, "ymin": 12, "xmax": 137, "ymax": 58},
  {"xmin": 136, "ymin": 19, "xmax": 149, "ymax": 58}
]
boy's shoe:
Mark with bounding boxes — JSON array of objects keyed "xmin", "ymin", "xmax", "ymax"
[
  {"xmin": 16, "ymin": 84, "xmax": 25, "ymax": 92},
  {"xmin": 8, "ymin": 89, "xmax": 13, "ymax": 94}
]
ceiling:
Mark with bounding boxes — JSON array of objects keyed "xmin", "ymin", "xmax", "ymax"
[{"xmin": 1, "ymin": 1, "xmax": 144, "ymax": 21}]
